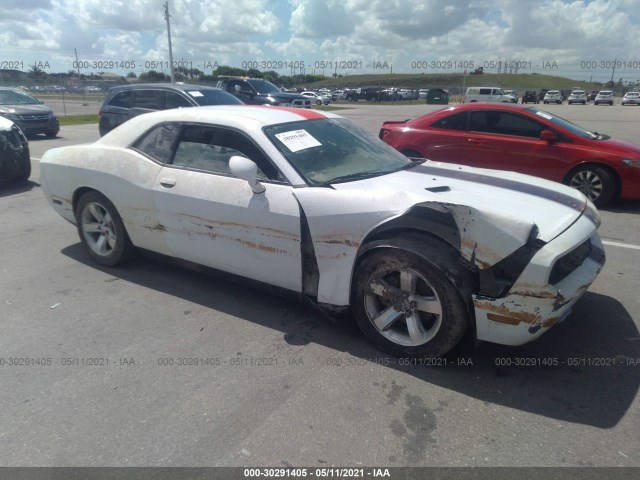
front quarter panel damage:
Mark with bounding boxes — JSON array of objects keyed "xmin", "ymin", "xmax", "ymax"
[
  {"xmin": 293, "ymin": 188, "xmax": 420, "ymax": 305},
  {"xmin": 441, "ymin": 204, "xmax": 536, "ymax": 269},
  {"xmin": 294, "ymin": 188, "xmax": 537, "ymax": 307}
]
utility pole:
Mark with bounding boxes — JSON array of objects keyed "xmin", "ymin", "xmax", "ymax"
[
  {"xmin": 74, "ymin": 48, "xmax": 81, "ymax": 85},
  {"xmin": 163, "ymin": 1, "xmax": 175, "ymax": 84}
]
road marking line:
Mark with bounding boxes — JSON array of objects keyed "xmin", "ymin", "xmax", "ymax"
[{"xmin": 603, "ymin": 240, "xmax": 640, "ymax": 250}]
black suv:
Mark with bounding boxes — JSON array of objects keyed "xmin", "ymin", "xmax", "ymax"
[
  {"xmin": 98, "ymin": 83, "xmax": 243, "ymax": 136},
  {"xmin": 216, "ymin": 78, "xmax": 311, "ymax": 108},
  {"xmin": 0, "ymin": 118, "xmax": 30, "ymax": 183},
  {"xmin": 521, "ymin": 90, "xmax": 538, "ymax": 104}
]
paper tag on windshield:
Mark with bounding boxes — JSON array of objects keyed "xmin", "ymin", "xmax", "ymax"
[
  {"xmin": 188, "ymin": 91, "xmax": 204, "ymax": 97},
  {"xmin": 275, "ymin": 129, "xmax": 321, "ymax": 152}
]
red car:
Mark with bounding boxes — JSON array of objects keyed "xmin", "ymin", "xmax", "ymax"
[{"xmin": 379, "ymin": 103, "xmax": 640, "ymax": 206}]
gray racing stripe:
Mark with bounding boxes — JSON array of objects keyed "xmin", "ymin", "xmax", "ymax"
[{"xmin": 413, "ymin": 164, "xmax": 585, "ymax": 212}]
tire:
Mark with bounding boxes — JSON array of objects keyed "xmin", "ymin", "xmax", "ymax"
[
  {"xmin": 75, "ymin": 191, "xmax": 136, "ymax": 266},
  {"xmin": 316, "ymin": 100, "xmax": 322, "ymax": 105},
  {"xmin": 566, "ymin": 165, "xmax": 615, "ymax": 207},
  {"xmin": 12, "ymin": 158, "xmax": 31, "ymax": 183},
  {"xmin": 45, "ymin": 130, "xmax": 58, "ymax": 138},
  {"xmin": 352, "ymin": 244, "xmax": 471, "ymax": 358}
]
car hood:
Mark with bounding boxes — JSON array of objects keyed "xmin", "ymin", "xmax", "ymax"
[
  {"xmin": 327, "ymin": 161, "xmax": 590, "ymax": 268},
  {"xmin": 0, "ymin": 104, "xmax": 53, "ymax": 115},
  {"xmin": 593, "ymin": 137, "xmax": 640, "ymax": 156}
]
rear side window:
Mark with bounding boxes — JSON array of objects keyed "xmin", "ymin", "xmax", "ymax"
[
  {"xmin": 134, "ymin": 90, "xmax": 163, "ymax": 109},
  {"xmin": 165, "ymin": 91, "xmax": 192, "ymax": 108},
  {"xmin": 132, "ymin": 123, "xmax": 181, "ymax": 164},
  {"xmin": 431, "ymin": 111, "xmax": 466, "ymax": 131},
  {"xmin": 108, "ymin": 91, "xmax": 132, "ymax": 108},
  {"xmin": 479, "ymin": 88, "xmax": 492, "ymax": 95}
]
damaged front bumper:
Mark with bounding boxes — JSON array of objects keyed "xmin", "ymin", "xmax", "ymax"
[{"xmin": 473, "ymin": 214, "xmax": 605, "ymax": 346}]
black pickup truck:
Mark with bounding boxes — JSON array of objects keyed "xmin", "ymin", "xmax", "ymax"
[{"xmin": 216, "ymin": 77, "xmax": 311, "ymax": 108}]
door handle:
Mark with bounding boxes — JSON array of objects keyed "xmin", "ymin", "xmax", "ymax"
[{"xmin": 160, "ymin": 178, "xmax": 176, "ymax": 188}]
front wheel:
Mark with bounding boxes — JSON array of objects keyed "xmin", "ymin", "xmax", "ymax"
[
  {"xmin": 566, "ymin": 165, "xmax": 615, "ymax": 206},
  {"xmin": 75, "ymin": 191, "xmax": 136, "ymax": 266},
  {"xmin": 12, "ymin": 159, "xmax": 31, "ymax": 183},
  {"xmin": 352, "ymin": 247, "xmax": 470, "ymax": 358}
]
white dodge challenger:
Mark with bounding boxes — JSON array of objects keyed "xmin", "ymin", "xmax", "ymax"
[{"xmin": 40, "ymin": 106, "xmax": 605, "ymax": 358}]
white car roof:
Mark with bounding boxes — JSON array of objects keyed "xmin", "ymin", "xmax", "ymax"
[{"xmin": 98, "ymin": 105, "xmax": 341, "ymax": 147}]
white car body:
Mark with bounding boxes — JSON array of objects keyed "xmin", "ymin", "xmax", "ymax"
[
  {"xmin": 594, "ymin": 90, "xmax": 614, "ymax": 105},
  {"xmin": 301, "ymin": 91, "xmax": 330, "ymax": 105},
  {"xmin": 40, "ymin": 106, "xmax": 605, "ymax": 356},
  {"xmin": 568, "ymin": 90, "xmax": 587, "ymax": 104},
  {"xmin": 464, "ymin": 87, "xmax": 516, "ymax": 103},
  {"xmin": 543, "ymin": 90, "xmax": 563, "ymax": 104},
  {"xmin": 622, "ymin": 91, "xmax": 640, "ymax": 106}
]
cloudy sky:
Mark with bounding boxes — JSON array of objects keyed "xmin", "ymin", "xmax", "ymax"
[{"xmin": 2, "ymin": 0, "xmax": 639, "ymax": 82}]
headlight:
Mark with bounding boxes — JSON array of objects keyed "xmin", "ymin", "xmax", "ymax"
[
  {"xmin": 0, "ymin": 112, "xmax": 20, "ymax": 123},
  {"xmin": 622, "ymin": 159, "xmax": 640, "ymax": 168}
]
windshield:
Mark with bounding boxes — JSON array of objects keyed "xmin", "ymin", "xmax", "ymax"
[
  {"xmin": 187, "ymin": 89, "xmax": 243, "ymax": 106},
  {"xmin": 264, "ymin": 118, "xmax": 412, "ymax": 186},
  {"xmin": 526, "ymin": 107, "xmax": 602, "ymax": 139},
  {"xmin": 0, "ymin": 90, "xmax": 40, "ymax": 105},
  {"xmin": 247, "ymin": 79, "xmax": 281, "ymax": 94}
]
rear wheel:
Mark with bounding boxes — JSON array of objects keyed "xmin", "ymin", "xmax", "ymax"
[
  {"xmin": 75, "ymin": 191, "xmax": 136, "ymax": 266},
  {"xmin": 566, "ymin": 165, "xmax": 615, "ymax": 206},
  {"xmin": 352, "ymin": 245, "xmax": 471, "ymax": 358}
]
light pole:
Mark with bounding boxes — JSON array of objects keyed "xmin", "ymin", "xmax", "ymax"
[{"xmin": 164, "ymin": 2, "xmax": 175, "ymax": 84}]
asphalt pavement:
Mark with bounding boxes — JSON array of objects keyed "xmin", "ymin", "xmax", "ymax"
[{"xmin": 0, "ymin": 104, "xmax": 638, "ymax": 468}]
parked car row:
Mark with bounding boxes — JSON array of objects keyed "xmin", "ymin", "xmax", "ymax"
[{"xmin": 522, "ymin": 88, "xmax": 636, "ymax": 105}]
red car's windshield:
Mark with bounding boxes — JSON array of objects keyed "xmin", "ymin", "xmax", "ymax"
[{"xmin": 524, "ymin": 107, "xmax": 603, "ymax": 140}]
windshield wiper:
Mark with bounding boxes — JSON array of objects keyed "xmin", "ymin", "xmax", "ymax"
[
  {"xmin": 400, "ymin": 158, "xmax": 426, "ymax": 169},
  {"xmin": 317, "ymin": 171, "xmax": 389, "ymax": 186}
]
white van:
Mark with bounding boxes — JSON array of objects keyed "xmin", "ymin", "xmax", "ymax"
[{"xmin": 464, "ymin": 87, "xmax": 516, "ymax": 103}]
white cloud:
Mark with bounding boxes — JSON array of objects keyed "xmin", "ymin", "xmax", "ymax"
[{"xmin": 0, "ymin": 0, "xmax": 637, "ymax": 81}]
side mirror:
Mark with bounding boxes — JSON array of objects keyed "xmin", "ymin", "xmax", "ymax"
[
  {"xmin": 540, "ymin": 129, "xmax": 557, "ymax": 142},
  {"xmin": 229, "ymin": 156, "xmax": 265, "ymax": 194}
]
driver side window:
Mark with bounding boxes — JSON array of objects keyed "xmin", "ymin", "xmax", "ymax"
[{"xmin": 171, "ymin": 125, "xmax": 283, "ymax": 181}]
